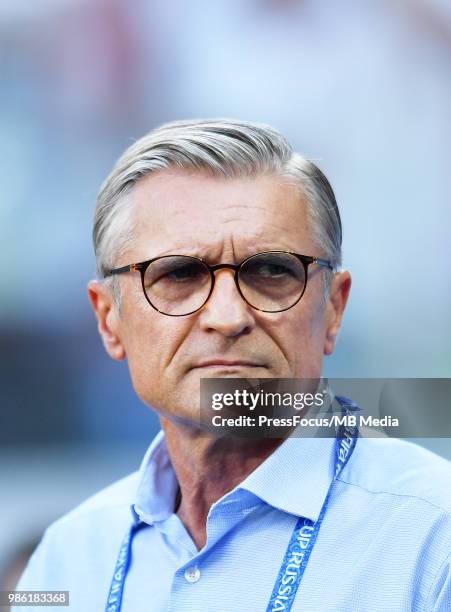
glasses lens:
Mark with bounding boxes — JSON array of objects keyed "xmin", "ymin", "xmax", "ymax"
[
  {"xmin": 238, "ymin": 252, "xmax": 306, "ymax": 312},
  {"xmin": 143, "ymin": 256, "xmax": 211, "ymax": 315}
]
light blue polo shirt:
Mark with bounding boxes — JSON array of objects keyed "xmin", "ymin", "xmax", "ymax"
[{"xmin": 14, "ymin": 431, "xmax": 451, "ymax": 611}]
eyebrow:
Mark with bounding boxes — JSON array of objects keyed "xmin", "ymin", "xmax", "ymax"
[
  {"xmin": 146, "ymin": 247, "xmax": 286, "ymax": 265},
  {"xmin": 147, "ymin": 247, "xmax": 214, "ymax": 261}
]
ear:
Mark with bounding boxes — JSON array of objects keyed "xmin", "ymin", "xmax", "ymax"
[
  {"xmin": 87, "ymin": 280, "xmax": 126, "ymax": 361},
  {"xmin": 324, "ymin": 271, "xmax": 351, "ymax": 355}
]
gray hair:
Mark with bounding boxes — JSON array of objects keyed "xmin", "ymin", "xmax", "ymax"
[{"xmin": 93, "ymin": 119, "xmax": 342, "ymax": 300}]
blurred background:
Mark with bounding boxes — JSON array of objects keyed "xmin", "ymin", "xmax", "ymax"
[{"xmin": 1, "ymin": 0, "xmax": 450, "ymax": 595}]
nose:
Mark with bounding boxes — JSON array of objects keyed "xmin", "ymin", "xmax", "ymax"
[{"xmin": 198, "ymin": 268, "xmax": 255, "ymax": 337}]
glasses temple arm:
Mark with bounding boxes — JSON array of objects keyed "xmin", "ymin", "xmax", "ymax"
[
  {"xmin": 313, "ymin": 257, "xmax": 334, "ymax": 270},
  {"xmin": 103, "ymin": 263, "xmax": 140, "ymax": 278}
]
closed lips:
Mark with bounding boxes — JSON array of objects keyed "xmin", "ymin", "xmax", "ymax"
[{"xmin": 195, "ymin": 360, "xmax": 264, "ymax": 367}]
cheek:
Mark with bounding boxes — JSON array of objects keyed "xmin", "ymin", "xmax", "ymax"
[
  {"xmin": 123, "ymin": 334, "xmax": 161, "ymax": 406},
  {"xmin": 281, "ymin": 303, "xmax": 328, "ymax": 376},
  {"xmin": 121, "ymin": 313, "xmax": 191, "ymax": 407}
]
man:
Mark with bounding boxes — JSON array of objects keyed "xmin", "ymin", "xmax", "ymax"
[{"xmin": 15, "ymin": 120, "xmax": 450, "ymax": 611}]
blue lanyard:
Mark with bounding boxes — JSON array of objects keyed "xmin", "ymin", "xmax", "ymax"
[
  {"xmin": 265, "ymin": 395, "xmax": 358, "ymax": 612},
  {"xmin": 105, "ymin": 396, "xmax": 359, "ymax": 612}
]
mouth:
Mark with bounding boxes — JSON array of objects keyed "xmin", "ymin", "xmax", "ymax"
[{"xmin": 193, "ymin": 360, "xmax": 266, "ymax": 370}]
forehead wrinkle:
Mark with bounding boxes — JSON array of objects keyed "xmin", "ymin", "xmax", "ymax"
[
  {"xmin": 215, "ymin": 202, "xmax": 271, "ymax": 211},
  {"xmin": 135, "ymin": 230, "xmax": 230, "ymax": 261}
]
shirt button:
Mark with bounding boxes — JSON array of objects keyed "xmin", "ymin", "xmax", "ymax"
[{"xmin": 184, "ymin": 566, "xmax": 201, "ymax": 583}]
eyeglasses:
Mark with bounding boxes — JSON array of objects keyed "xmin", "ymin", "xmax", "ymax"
[{"xmin": 103, "ymin": 251, "xmax": 333, "ymax": 316}]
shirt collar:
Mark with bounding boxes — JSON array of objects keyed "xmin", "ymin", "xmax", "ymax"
[
  {"xmin": 237, "ymin": 434, "xmax": 336, "ymax": 522},
  {"xmin": 132, "ymin": 430, "xmax": 179, "ymax": 525},
  {"xmin": 132, "ymin": 429, "xmax": 336, "ymax": 525}
]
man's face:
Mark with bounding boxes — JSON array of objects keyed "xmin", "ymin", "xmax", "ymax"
[{"xmin": 89, "ymin": 169, "xmax": 350, "ymax": 426}]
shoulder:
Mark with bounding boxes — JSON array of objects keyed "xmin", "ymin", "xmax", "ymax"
[
  {"xmin": 15, "ymin": 471, "xmax": 141, "ymax": 594},
  {"xmin": 53, "ymin": 470, "xmax": 140, "ymax": 526},
  {"xmin": 30, "ymin": 469, "xmax": 141, "ymax": 555},
  {"xmin": 341, "ymin": 437, "xmax": 451, "ymax": 514}
]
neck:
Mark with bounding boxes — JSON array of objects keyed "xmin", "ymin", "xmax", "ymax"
[{"xmin": 160, "ymin": 416, "xmax": 285, "ymax": 550}]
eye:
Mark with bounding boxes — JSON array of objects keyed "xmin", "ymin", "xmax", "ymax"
[
  {"xmin": 245, "ymin": 258, "xmax": 296, "ymax": 279},
  {"xmin": 254, "ymin": 263, "xmax": 291, "ymax": 277},
  {"xmin": 164, "ymin": 263, "xmax": 203, "ymax": 282},
  {"xmin": 145, "ymin": 258, "xmax": 209, "ymax": 288}
]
